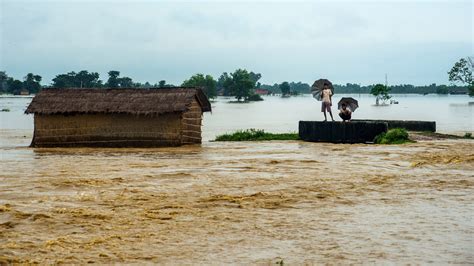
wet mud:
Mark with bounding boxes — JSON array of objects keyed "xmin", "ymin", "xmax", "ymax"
[{"xmin": 0, "ymin": 130, "xmax": 473, "ymax": 264}]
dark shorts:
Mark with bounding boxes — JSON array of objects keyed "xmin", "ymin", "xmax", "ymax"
[
  {"xmin": 339, "ymin": 112, "xmax": 351, "ymax": 121},
  {"xmin": 321, "ymin": 102, "xmax": 331, "ymax": 112}
]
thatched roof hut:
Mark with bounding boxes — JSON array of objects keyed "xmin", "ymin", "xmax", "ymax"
[{"xmin": 25, "ymin": 88, "xmax": 211, "ymax": 147}]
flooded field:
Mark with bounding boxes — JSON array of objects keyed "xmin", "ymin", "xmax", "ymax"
[{"xmin": 1, "ymin": 130, "xmax": 473, "ymax": 264}]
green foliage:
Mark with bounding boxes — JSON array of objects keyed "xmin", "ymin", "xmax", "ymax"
[
  {"xmin": 247, "ymin": 94, "xmax": 263, "ymax": 101},
  {"xmin": 23, "ymin": 73, "xmax": 42, "ymax": 94},
  {"xmin": 1, "ymin": 108, "xmax": 10, "ymax": 112},
  {"xmin": 371, "ymin": 84, "xmax": 391, "ymax": 105},
  {"xmin": 229, "ymin": 69, "xmax": 255, "ymax": 101},
  {"xmin": 52, "ymin": 70, "xmax": 102, "ymax": 88},
  {"xmin": 436, "ymin": 86, "xmax": 449, "ymax": 94},
  {"xmin": 449, "ymin": 57, "xmax": 473, "ymax": 97},
  {"xmin": 279, "ymin": 81, "xmax": 291, "ymax": 96},
  {"xmin": 261, "ymin": 81, "xmax": 310, "ymax": 94},
  {"xmin": 215, "ymin": 129, "xmax": 299, "ymax": 141},
  {"xmin": 464, "ymin": 132, "xmax": 472, "ymax": 139},
  {"xmin": 181, "ymin": 73, "xmax": 217, "ymax": 98},
  {"xmin": 374, "ymin": 128, "xmax": 412, "ymax": 144}
]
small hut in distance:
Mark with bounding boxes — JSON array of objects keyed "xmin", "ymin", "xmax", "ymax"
[{"xmin": 25, "ymin": 87, "xmax": 211, "ymax": 147}]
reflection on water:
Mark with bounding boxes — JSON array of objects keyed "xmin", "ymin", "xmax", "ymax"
[{"xmin": 0, "ymin": 131, "xmax": 473, "ymax": 264}]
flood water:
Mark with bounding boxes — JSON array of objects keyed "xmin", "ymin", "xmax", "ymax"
[{"xmin": 1, "ymin": 95, "xmax": 473, "ymax": 264}]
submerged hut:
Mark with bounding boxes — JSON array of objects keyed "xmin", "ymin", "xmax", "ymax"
[{"xmin": 25, "ymin": 88, "xmax": 212, "ymax": 147}]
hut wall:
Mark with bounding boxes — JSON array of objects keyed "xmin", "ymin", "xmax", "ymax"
[
  {"xmin": 180, "ymin": 99, "xmax": 203, "ymax": 144},
  {"xmin": 32, "ymin": 113, "xmax": 182, "ymax": 147}
]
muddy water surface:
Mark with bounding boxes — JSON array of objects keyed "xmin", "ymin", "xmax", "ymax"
[{"xmin": 1, "ymin": 130, "xmax": 473, "ymax": 264}]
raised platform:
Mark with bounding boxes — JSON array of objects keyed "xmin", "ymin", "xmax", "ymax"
[
  {"xmin": 352, "ymin": 119, "xmax": 436, "ymax": 132},
  {"xmin": 299, "ymin": 121, "xmax": 388, "ymax": 143}
]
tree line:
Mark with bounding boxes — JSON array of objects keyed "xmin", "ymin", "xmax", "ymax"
[{"xmin": 1, "ymin": 57, "xmax": 472, "ymax": 98}]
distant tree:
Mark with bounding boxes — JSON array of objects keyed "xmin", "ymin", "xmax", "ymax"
[
  {"xmin": 448, "ymin": 57, "xmax": 473, "ymax": 96},
  {"xmin": 279, "ymin": 81, "xmax": 291, "ymax": 96},
  {"xmin": 181, "ymin": 73, "xmax": 217, "ymax": 99},
  {"xmin": 371, "ymin": 84, "xmax": 391, "ymax": 105},
  {"xmin": 76, "ymin": 70, "xmax": 102, "ymax": 88},
  {"xmin": 436, "ymin": 85, "xmax": 449, "ymax": 94},
  {"xmin": 217, "ymin": 72, "xmax": 232, "ymax": 96},
  {"xmin": 158, "ymin": 80, "xmax": 166, "ymax": 88},
  {"xmin": 229, "ymin": 69, "xmax": 255, "ymax": 101},
  {"xmin": 52, "ymin": 71, "xmax": 103, "ymax": 88},
  {"xmin": 118, "ymin": 76, "xmax": 134, "ymax": 88},
  {"xmin": 10, "ymin": 80, "xmax": 24, "ymax": 95},
  {"xmin": 0, "ymin": 71, "xmax": 9, "ymax": 93},
  {"xmin": 106, "ymin": 71, "xmax": 120, "ymax": 88},
  {"xmin": 23, "ymin": 73, "xmax": 42, "ymax": 94}
]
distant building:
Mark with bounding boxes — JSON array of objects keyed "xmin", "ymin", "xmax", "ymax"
[
  {"xmin": 25, "ymin": 88, "xmax": 211, "ymax": 147},
  {"xmin": 255, "ymin": 89, "xmax": 270, "ymax": 95}
]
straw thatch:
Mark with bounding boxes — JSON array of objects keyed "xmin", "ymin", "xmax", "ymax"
[
  {"xmin": 25, "ymin": 87, "xmax": 211, "ymax": 115},
  {"xmin": 26, "ymin": 88, "xmax": 211, "ymax": 147}
]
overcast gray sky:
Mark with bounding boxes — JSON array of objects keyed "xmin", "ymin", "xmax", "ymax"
[{"xmin": 1, "ymin": 0, "xmax": 472, "ymax": 85}]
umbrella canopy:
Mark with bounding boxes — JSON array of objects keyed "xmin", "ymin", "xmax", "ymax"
[
  {"xmin": 338, "ymin": 97, "xmax": 359, "ymax": 112},
  {"xmin": 311, "ymin": 79, "xmax": 334, "ymax": 101}
]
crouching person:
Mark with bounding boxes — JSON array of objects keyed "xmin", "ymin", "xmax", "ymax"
[{"xmin": 339, "ymin": 103, "xmax": 352, "ymax": 122}]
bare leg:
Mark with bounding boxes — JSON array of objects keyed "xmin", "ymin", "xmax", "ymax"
[{"xmin": 329, "ymin": 111, "xmax": 335, "ymax": 121}]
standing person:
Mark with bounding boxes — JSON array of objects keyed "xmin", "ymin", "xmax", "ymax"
[
  {"xmin": 321, "ymin": 83, "xmax": 334, "ymax": 121},
  {"xmin": 339, "ymin": 103, "xmax": 352, "ymax": 122}
]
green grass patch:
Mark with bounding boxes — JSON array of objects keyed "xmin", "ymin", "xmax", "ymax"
[
  {"xmin": 374, "ymin": 128, "xmax": 413, "ymax": 144},
  {"xmin": 215, "ymin": 129, "xmax": 299, "ymax": 141}
]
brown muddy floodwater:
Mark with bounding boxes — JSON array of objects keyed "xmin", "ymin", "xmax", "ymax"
[{"xmin": 0, "ymin": 129, "xmax": 473, "ymax": 264}]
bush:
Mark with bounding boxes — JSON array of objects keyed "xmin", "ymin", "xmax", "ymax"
[
  {"xmin": 464, "ymin": 132, "xmax": 472, "ymax": 139},
  {"xmin": 374, "ymin": 128, "xmax": 411, "ymax": 144},
  {"xmin": 215, "ymin": 129, "xmax": 299, "ymax": 141},
  {"xmin": 1, "ymin": 108, "xmax": 10, "ymax": 112},
  {"xmin": 247, "ymin": 94, "xmax": 264, "ymax": 101}
]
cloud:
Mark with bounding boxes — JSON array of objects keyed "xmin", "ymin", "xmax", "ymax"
[{"xmin": 0, "ymin": 0, "xmax": 472, "ymax": 85}]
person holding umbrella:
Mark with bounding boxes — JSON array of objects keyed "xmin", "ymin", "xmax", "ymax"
[
  {"xmin": 339, "ymin": 103, "xmax": 352, "ymax": 121},
  {"xmin": 312, "ymin": 79, "xmax": 335, "ymax": 121},
  {"xmin": 337, "ymin": 97, "xmax": 359, "ymax": 122}
]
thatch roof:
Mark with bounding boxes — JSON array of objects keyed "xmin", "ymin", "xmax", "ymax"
[{"xmin": 25, "ymin": 87, "xmax": 212, "ymax": 115}]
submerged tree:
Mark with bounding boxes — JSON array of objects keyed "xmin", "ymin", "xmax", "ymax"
[
  {"xmin": 229, "ymin": 69, "xmax": 255, "ymax": 102},
  {"xmin": 181, "ymin": 73, "xmax": 217, "ymax": 99},
  {"xmin": 279, "ymin": 81, "xmax": 291, "ymax": 96},
  {"xmin": 371, "ymin": 84, "xmax": 391, "ymax": 105},
  {"xmin": 448, "ymin": 57, "xmax": 473, "ymax": 96}
]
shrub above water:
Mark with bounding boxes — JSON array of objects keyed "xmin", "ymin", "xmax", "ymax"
[{"xmin": 374, "ymin": 128, "xmax": 411, "ymax": 144}]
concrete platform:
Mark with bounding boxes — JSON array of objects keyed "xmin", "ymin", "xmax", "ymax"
[
  {"xmin": 299, "ymin": 121, "xmax": 388, "ymax": 143},
  {"xmin": 352, "ymin": 119, "xmax": 436, "ymax": 132}
]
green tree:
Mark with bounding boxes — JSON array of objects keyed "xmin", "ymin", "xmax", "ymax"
[
  {"xmin": 23, "ymin": 73, "xmax": 42, "ymax": 94},
  {"xmin": 217, "ymin": 72, "xmax": 232, "ymax": 96},
  {"xmin": 0, "ymin": 71, "xmax": 9, "ymax": 94},
  {"xmin": 448, "ymin": 57, "xmax": 473, "ymax": 96},
  {"xmin": 158, "ymin": 80, "xmax": 166, "ymax": 88},
  {"xmin": 118, "ymin": 77, "xmax": 134, "ymax": 87},
  {"xmin": 371, "ymin": 84, "xmax": 391, "ymax": 105},
  {"xmin": 181, "ymin": 73, "xmax": 217, "ymax": 99},
  {"xmin": 279, "ymin": 81, "xmax": 291, "ymax": 96},
  {"xmin": 10, "ymin": 80, "xmax": 24, "ymax": 95},
  {"xmin": 76, "ymin": 70, "xmax": 102, "ymax": 88},
  {"xmin": 106, "ymin": 71, "xmax": 120, "ymax": 88},
  {"xmin": 229, "ymin": 69, "xmax": 255, "ymax": 101}
]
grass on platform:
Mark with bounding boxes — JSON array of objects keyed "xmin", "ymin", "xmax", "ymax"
[{"xmin": 215, "ymin": 129, "xmax": 299, "ymax": 141}]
